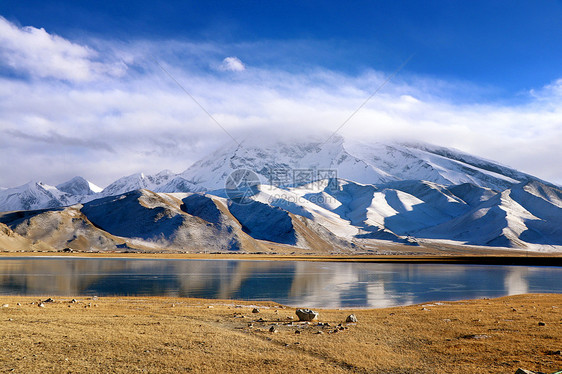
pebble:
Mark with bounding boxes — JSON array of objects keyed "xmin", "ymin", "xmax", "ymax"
[
  {"xmin": 538, "ymin": 321, "xmax": 546, "ymax": 326},
  {"xmin": 38, "ymin": 303, "xmax": 45, "ymax": 308},
  {"xmin": 269, "ymin": 326, "xmax": 278, "ymax": 333},
  {"xmin": 252, "ymin": 308, "xmax": 260, "ymax": 314},
  {"xmin": 2, "ymin": 304, "xmax": 9, "ymax": 308},
  {"xmin": 345, "ymin": 314, "xmax": 357, "ymax": 323}
]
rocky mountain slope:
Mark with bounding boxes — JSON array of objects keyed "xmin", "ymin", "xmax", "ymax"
[{"xmin": 0, "ymin": 189, "xmax": 352, "ymax": 253}]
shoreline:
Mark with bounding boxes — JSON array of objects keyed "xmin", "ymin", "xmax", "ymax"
[{"xmin": 2, "ymin": 251, "xmax": 562, "ymax": 266}]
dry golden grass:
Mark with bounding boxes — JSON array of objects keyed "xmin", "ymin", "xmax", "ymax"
[{"xmin": 1, "ymin": 294, "xmax": 561, "ymax": 373}]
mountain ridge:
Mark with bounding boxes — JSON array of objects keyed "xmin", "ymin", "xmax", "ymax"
[{"xmin": 1, "ymin": 136, "xmax": 560, "ymax": 252}]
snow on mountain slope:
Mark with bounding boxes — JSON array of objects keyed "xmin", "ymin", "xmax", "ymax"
[
  {"xmin": 154, "ymin": 176, "xmax": 205, "ymax": 193},
  {"xmin": 517, "ymin": 181, "xmax": 562, "ymax": 209},
  {"xmin": 346, "ymin": 141, "xmax": 537, "ymax": 191},
  {"xmin": 288, "ymin": 180, "xmax": 412, "ymax": 243},
  {"xmin": 251, "ymin": 184, "xmax": 360, "ymax": 239},
  {"xmin": 380, "ymin": 180, "xmax": 468, "ymax": 214},
  {"xmin": 179, "ymin": 134, "xmax": 546, "ymax": 195},
  {"xmin": 508, "ymin": 182, "xmax": 562, "ymax": 222},
  {"xmin": 0, "ymin": 181, "xmax": 75, "ymax": 212},
  {"xmin": 506, "ymin": 182, "xmax": 562, "ymax": 245},
  {"xmin": 180, "ymin": 135, "xmax": 392, "ymax": 190},
  {"xmin": 100, "ymin": 170, "xmax": 174, "ymax": 197},
  {"xmin": 447, "ymin": 183, "xmax": 497, "ymax": 207},
  {"xmin": 417, "ymin": 182, "xmax": 562, "ymax": 248},
  {"xmin": 57, "ymin": 176, "xmax": 102, "ymax": 195},
  {"xmin": 405, "ymin": 143, "xmax": 549, "ymax": 186},
  {"xmin": 287, "ymin": 179, "xmax": 471, "ymax": 238}
]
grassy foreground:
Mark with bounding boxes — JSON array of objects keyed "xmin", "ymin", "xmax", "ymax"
[{"xmin": 0, "ymin": 294, "xmax": 561, "ymax": 373}]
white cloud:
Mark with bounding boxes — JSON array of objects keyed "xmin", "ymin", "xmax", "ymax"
[
  {"xmin": 218, "ymin": 56, "xmax": 246, "ymax": 72},
  {"xmin": 0, "ymin": 16, "xmax": 125, "ymax": 82},
  {"xmin": 0, "ymin": 32, "xmax": 560, "ymax": 188}
]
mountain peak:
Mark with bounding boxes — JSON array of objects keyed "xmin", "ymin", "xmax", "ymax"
[{"xmin": 57, "ymin": 176, "xmax": 102, "ymax": 196}]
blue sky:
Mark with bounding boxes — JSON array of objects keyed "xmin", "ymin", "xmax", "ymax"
[
  {"xmin": 3, "ymin": 0, "xmax": 561, "ymax": 95},
  {"xmin": 0, "ymin": 1, "xmax": 561, "ymax": 187}
]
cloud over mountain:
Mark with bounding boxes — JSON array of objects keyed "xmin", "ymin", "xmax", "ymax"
[{"xmin": 0, "ymin": 16, "xmax": 561, "ymax": 189}]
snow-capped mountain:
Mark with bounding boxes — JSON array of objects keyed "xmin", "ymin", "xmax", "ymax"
[
  {"xmin": 347, "ymin": 141, "xmax": 533, "ymax": 191},
  {"xmin": 57, "ymin": 176, "xmax": 102, "ymax": 196},
  {"xmin": 0, "ymin": 176, "xmax": 104, "ymax": 212},
  {"xmin": 417, "ymin": 181, "xmax": 562, "ymax": 247},
  {"xmin": 180, "ymin": 135, "xmax": 392, "ymax": 190},
  {"xmin": 178, "ymin": 134, "xmax": 549, "ymax": 192},
  {"xmin": 100, "ymin": 170, "xmax": 175, "ymax": 197},
  {"xmin": 0, "ymin": 135, "xmax": 560, "ymax": 251},
  {"xmin": 0, "ymin": 181, "xmax": 75, "ymax": 212}
]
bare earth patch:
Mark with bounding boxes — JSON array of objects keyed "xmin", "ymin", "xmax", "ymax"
[{"xmin": 0, "ymin": 294, "xmax": 561, "ymax": 373}]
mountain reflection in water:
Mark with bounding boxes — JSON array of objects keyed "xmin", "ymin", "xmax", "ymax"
[{"xmin": 0, "ymin": 258, "xmax": 560, "ymax": 308}]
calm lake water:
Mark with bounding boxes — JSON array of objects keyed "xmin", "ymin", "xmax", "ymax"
[{"xmin": 0, "ymin": 257, "xmax": 561, "ymax": 308}]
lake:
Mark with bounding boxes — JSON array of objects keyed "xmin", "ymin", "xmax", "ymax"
[{"xmin": 0, "ymin": 257, "xmax": 561, "ymax": 308}]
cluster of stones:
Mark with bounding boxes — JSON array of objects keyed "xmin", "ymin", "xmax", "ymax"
[{"xmin": 239, "ymin": 307, "xmax": 358, "ymax": 336}]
